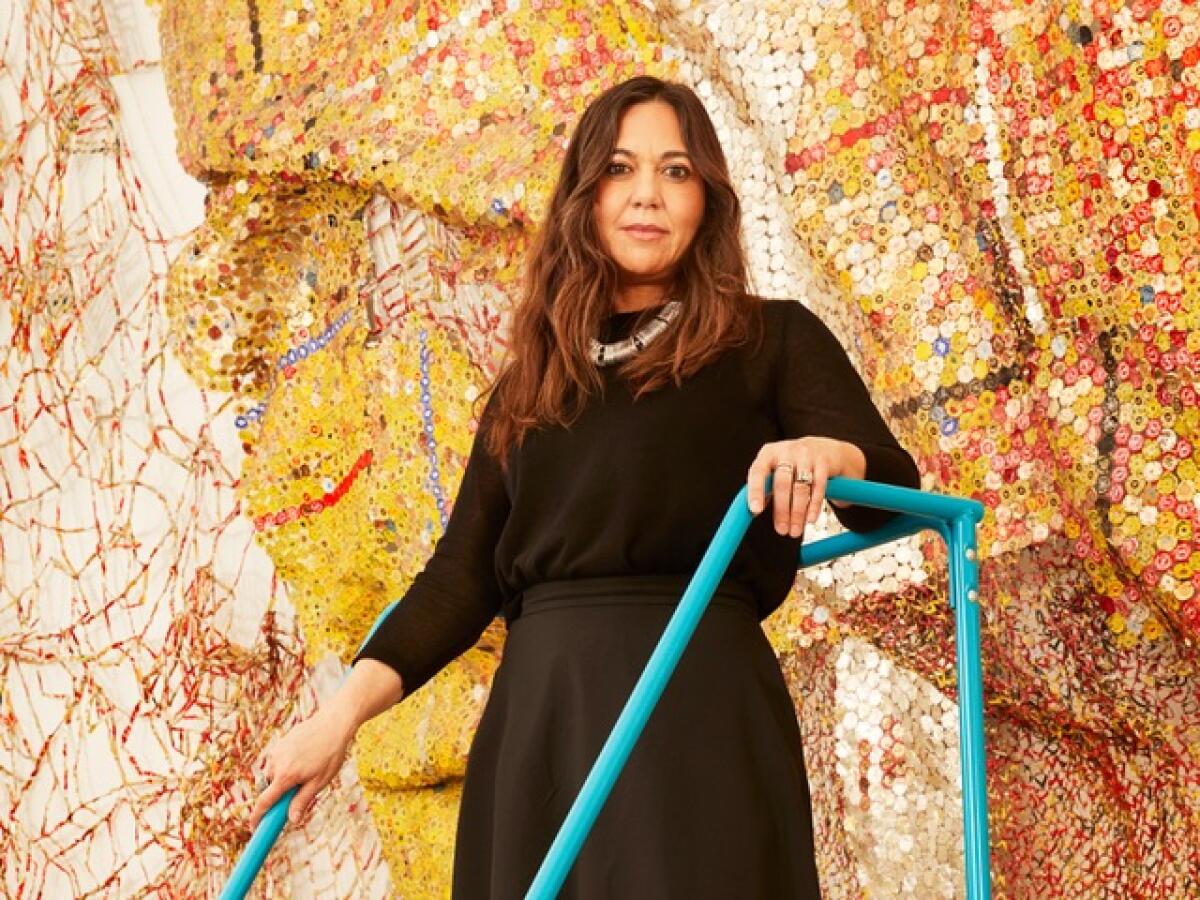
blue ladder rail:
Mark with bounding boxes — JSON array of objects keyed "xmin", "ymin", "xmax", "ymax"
[
  {"xmin": 219, "ymin": 597, "xmax": 398, "ymax": 900},
  {"xmin": 221, "ymin": 477, "xmax": 990, "ymax": 900}
]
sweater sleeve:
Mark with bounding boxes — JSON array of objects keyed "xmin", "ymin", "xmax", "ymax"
[
  {"xmin": 775, "ymin": 301, "xmax": 921, "ymax": 532},
  {"xmin": 353, "ymin": 398, "xmax": 510, "ymax": 699}
]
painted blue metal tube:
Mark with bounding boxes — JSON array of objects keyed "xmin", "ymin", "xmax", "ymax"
[
  {"xmin": 524, "ymin": 481, "xmax": 760, "ymax": 898},
  {"xmin": 951, "ymin": 514, "xmax": 991, "ymax": 900},
  {"xmin": 798, "ymin": 513, "xmax": 931, "ymax": 568},
  {"xmin": 219, "ymin": 599, "xmax": 400, "ymax": 900},
  {"xmin": 527, "ymin": 475, "xmax": 991, "ymax": 899},
  {"xmin": 823, "ymin": 476, "xmax": 984, "ymax": 522},
  {"xmin": 218, "ymin": 787, "xmax": 298, "ymax": 900}
]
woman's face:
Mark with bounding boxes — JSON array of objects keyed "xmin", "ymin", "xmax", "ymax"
[{"xmin": 593, "ymin": 100, "xmax": 706, "ymax": 297}]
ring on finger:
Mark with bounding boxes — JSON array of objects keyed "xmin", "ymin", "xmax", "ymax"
[{"xmin": 794, "ymin": 470, "xmax": 814, "ymax": 485}]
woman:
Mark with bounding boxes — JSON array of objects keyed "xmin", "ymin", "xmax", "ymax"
[{"xmin": 251, "ymin": 76, "xmax": 920, "ymax": 898}]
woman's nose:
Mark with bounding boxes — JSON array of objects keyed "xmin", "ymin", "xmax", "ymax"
[{"xmin": 631, "ymin": 175, "xmax": 661, "ymax": 208}]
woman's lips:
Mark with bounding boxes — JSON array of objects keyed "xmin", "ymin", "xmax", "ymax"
[{"xmin": 622, "ymin": 225, "xmax": 667, "ymax": 238}]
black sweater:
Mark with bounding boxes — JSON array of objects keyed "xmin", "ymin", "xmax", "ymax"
[{"xmin": 355, "ymin": 299, "xmax": 921, "ymax": 697}]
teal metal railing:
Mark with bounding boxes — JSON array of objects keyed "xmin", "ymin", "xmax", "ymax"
[
  {"xmin": 218, "ymin": 596, "xmax": 398, "ymax": 900},
  {"xmin": 221, "ymin": 476, "xmax": 990, "ymax": 900}
]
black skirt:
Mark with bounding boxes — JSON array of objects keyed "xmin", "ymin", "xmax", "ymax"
[{"xmin": 451, "ymin": 575, "xmax": 822, "ymax": 899}]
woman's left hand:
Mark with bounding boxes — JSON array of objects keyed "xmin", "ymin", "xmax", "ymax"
[{"xmin": 746, "ymin": 437, "xmax": 867, "ymax": 537}]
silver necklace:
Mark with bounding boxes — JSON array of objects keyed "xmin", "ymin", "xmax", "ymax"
[{"xmin": 589, "ymin": 301, "xmax": 681, "ymax": 367}]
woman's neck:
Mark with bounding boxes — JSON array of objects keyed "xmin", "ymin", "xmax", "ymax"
[{"xmin": 612, "ymin": 283, "xmax": 670, "ymax": 313}]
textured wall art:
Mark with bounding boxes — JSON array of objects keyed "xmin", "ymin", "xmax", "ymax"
[{"xmin": 4, "ymin": 0, "xmax": 1199, "ymax": 897}]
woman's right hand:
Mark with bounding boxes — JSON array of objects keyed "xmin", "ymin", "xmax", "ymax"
[{"xmin": 249, "ymin": 706, "xmax": 357, "ymax": 829}]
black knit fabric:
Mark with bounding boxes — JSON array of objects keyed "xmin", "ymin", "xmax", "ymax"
[{"xmin": 355, "ymin": 298, "xmax": 920, "ymax": 697}]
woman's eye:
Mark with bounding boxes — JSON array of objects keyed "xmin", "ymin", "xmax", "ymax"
[{"xmin": 604, "ymin": 161, "xmax": 691, "ymax": 178}]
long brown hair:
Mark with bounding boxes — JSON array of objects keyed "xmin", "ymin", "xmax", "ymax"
[{"xmin": 486, "ymin": 76, "xmax": 757, "ymax": 462}]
